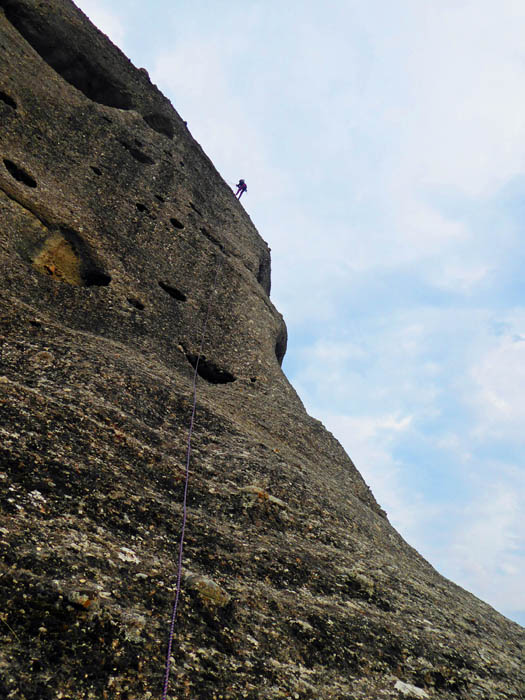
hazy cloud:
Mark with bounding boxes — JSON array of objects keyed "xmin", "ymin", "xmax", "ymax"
[{"xmin": 75, "ymin": 0, "xmax": 126, "ymax": 49}]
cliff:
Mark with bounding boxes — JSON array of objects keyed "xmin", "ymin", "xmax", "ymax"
[{"xmin": 0, "ymin": 1, "xmax": 523, "ymax": 698}]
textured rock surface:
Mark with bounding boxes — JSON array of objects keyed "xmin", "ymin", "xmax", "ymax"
[{"xmin": 0, "ymin": 1, "xmax": 523, "ymax": 698}]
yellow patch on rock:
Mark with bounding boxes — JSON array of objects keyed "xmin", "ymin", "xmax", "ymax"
[
  {"xmin": 185, "ymin": 573, "xmax": 231, "ymax": 608},
  {"xmin": 32, "ymin": 232, "xmax": 83, "ymax": 285}
]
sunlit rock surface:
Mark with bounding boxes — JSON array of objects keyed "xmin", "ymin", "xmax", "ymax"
[{"xmin": 1, "ymin": 1, "xmax": 523, "ymax": 698}]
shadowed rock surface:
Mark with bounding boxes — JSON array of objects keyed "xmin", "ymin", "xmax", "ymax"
[{"xmin": 0, "ymin": 1, "xmax": 523, "ymax": 698}]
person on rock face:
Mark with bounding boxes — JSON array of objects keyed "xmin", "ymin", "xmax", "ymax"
[{"xmin": 235, "ymin": 179, "xmax": 247, "ymax": 199}]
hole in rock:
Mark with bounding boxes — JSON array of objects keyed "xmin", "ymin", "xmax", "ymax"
[
  {"xmin": 31, "ymin": 229, "xmax": 111, "ymax": 287},
  {"xmin": 170, "ymin": 217, "xmax": 184, "ymax": 230},
  {"xmin": 136, "ymin": 203, "xmax": 148, "ymax": 213},
  {"xmin": 155, "ymin": 194, "xmax": 165, "ymax": 203},
  {"xmin": 275, "ymin": 323, "xmax": 288, "ymax": 366},
  {"xmin": 119, "ymin": 141, "xmax": 155, "ymax": 165},
  {"xmin": 186, "ymin": 354, "xmax": 236, "ymax": 385},
  {"xmin": 0, "ymin": 90, "xmax": 17, "ymax": 109},
  {"xmin": 179, "ymin": 161, "xmax": 185, "ymax": 167},
  {"xmin": 3, "ymin": 159, "xmax": 37, "ymax": 188},
  {"xmin": 128, "ymin": 297, "xmax": 144, "ymax": 310},
  {"xmin": 159, "ymin": 281, "xmax": 186, "ymax": 301},
  {"xmin": 143, "ymin": 113, "xmax": 174, "ymax": 139},
  {"xmin": 91, "ymin": 166, "xmax": 102, "ymax": 176},
  {"xmin": 200, "ymin": 226, "xmax": 225, "ymax": 253},
  {"xmin": 2, "ymin": 3, "xmax": 133, "ymax": 109},
  {"xmin": 31, "ymin": 659, "xmax": 43, "ymax": 673},
  {"xmin": 84, "ymin": 270, "xmax": 111, "ymax": 287},
  {"xmin": 189, "ymin": 202, "xmax": 203, "ymax": 216},
  {"xmin": 257, "ymin": 253, "xmax": 271, "ymax": 296},
  {"xmin": 250, "ymin": 377, "xmax": 257, "ymax": 383}
]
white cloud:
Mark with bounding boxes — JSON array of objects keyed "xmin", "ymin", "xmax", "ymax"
[
  {"xmin": 377, "ymin": 1, "xmax": 525, "ymax": 198},
  {"xmin": 444, "ymin": 475, "xmax": 525, "ymax": 612},
  {"xmin": 324, "ymin": 412, "xmax": 431, "ymax": 539},
  {"xmin": 74, "ymin": 0, "xmax": 126, "ymax": 48},
  {"xmin": 288, "ymin": 313, "xmax": 525, "ymax": 620},
  {"xmin": 470, "ymin": 325, "xmax": 525, "ymax": 443},
  {"xmin": 150, "ymin": 42, "xmax": 291, "ymax": 203},
  {"xmin": 429, "ymin": 259, "xmax": 492, "ymax": 294}
]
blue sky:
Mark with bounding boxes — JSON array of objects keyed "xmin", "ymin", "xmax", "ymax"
[{"xmin": 74, "ymin": 0, "xmax": 524, "ymax": 627}]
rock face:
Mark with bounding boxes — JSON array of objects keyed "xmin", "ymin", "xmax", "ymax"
[{"xmin": 0, "ymin": 1, "xmax": 523, "ymax": 698}]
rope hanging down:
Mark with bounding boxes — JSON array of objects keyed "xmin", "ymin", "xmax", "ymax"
[{"xmin": 161, "ymin": 256, "xmax": 223, "ymax": 700}]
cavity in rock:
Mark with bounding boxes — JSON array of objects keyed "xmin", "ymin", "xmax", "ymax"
[
  {"xmin": 275, "ymin": 323, "xmax": 288, "ymax": 366},
  {"xmin": 3, "ymin": 159, "xmax": 37, "ymax": 188},
  {"xmin": 128, "ymin": 298, "xmax": 145, "ymax": 310},
  {"xmin": 30, "ymin": 228, "xmax": 110, "ymax": 287},
  {"xmin": 143, "ymin": 113, "xmax": 174, "ymax": 139},
  {"xmin": 257, "ymin": 253, "xmax": 271, "ymax": 296},
  {"xmin": 159, "ymin": 281, "xmax": 186, "ymax": 301},
  {"xmin": 2, "ymin": 3, "xmax": 133, "ymax": 109},
  {"xmin": 119, "ymin": 141, "xmax": 155, "ymax": 165},
  {"xmin": 186, "ymin": 354, "xmax": 236, "ymax": 385},
  {"xmin": 84, "ymin": 270, "xmax": 111, "ymax": 287},
  {"xmin": 170, "ymin": 218, "xmax": 184, "ymax": 230},
  {"xmin": 0, "ymin": 90, "xmax": 17, "ymax": 109}
]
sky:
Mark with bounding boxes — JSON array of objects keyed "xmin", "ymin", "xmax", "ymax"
[{"xmin": 74, "ymin": 0, "xmax": 524, "ymax": 627}]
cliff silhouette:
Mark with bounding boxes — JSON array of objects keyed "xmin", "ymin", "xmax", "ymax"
[{"xmin": 0, "ymin": 1, "xmax": 523, "ymax": 698}]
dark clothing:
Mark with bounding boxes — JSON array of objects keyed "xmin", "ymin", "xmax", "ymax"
[{"xmin": 235, "ymin": 179, "xmax": 247, "ymax": 199}]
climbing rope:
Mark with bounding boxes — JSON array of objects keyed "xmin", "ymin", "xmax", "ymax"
[{"xmin": 161, "ymin": 255, "xmax": 223, "ymax": 700}]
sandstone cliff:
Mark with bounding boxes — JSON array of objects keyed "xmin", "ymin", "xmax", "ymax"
[{"xmin": 0, "ymin": 1, "xmax": 523, "ymax": 698}]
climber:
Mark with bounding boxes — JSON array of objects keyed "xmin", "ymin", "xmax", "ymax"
[{"xmin": 235, "ymin": 179, "xmax": 247, "ymax": 199}]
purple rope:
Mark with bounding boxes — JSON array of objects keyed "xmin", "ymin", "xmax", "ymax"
[{"xmin": 161, "ymin": 258, "xmax": 222, "ymax": 700}]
